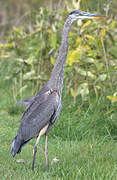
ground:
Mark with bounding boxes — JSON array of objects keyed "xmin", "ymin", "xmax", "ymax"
[{"xmin": 0, "ymin": 80, "xmax": 117, "ymax": 180}]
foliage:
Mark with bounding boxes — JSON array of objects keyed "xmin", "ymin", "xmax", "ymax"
[
  {"xmin": 65, "ymin": 17, "xmax": 117, "ymax": 103},
  {"xmin": 0, "ymin": 8, "xmax": 62, "ymax": 100},
  {"xmin": 0, "ymin": 6, "xmax": 117, "ymax": 104}
]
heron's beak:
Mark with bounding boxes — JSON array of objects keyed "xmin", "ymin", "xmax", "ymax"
[
  {"xmin": 85, "ymin": 12, "xmax": 105, "ymax": 19},
  {"xmin": 89, "ymin": 14, "xmax": 105, "ymax": 19}
]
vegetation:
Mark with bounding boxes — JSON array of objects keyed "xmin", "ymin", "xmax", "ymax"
[
  {"xmin": 0, "ymin": 0, "xmax": 117, "ymax": 179},
  {"xmin": 0, "ymin": 4, "xmax": 117, "ymax": 104}
]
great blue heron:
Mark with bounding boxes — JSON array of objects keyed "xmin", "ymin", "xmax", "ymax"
[{"xmin": 11, "ymin": 10, "xmax": 104, "ymax": 171}]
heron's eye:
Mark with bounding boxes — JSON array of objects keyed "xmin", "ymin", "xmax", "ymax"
[{"xmin": 78, "ymin": 13, "xmax": 83, "ymax": 16}]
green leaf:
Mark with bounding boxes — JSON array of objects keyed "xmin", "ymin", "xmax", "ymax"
[
  {"xmin": 70, "ymin": 88, "xmax": 75, "ymax": 97},
  {"xmin": 86, "ymin": 57, "xmax": 94, "ymax": 63},
  {"xmin": 23, "ymin": 70, "xmax": 35, "ymax": 80},
  {"xmin": 49, "ymin": 33, "xmax": 56, "ymax": 49},
  {"xmin": 97, "ymin": 74, "xmax": 107, "ymax": 81},
  {"xmin": 75, "ymin": 83, "xmax": 89, "ymax": 101},
  {"xmin": 50, "ymin": 56, "xmax": 55, "ymax": 65},
  {"xmin": 79, "ymin": 83, "xmax": 89, "ymax": 101},
  {"xmin": 75, "ymin": 68, "xmax": 96, "ymax": 79},
  {"xmin": 107, "ymin": 96, "xmax": 117, "ymax": 103}
]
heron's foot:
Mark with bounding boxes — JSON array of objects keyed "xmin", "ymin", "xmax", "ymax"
[
  {"xmin": 32, "ymin": 161, "xmax": 35, "ymax": 171},
  {"xmin": 44, "ymin": 148, "xmax": 49, "ymax": 172},
  {"xmin": 46, "ymin": 161, "xmax": 49, "ymax": 172},
  {"xmin": 32, "ymin": 145, "xmax": 37, "ymax": 171}
]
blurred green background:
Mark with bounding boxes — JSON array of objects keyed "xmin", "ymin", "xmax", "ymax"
[{"xmin": 0, "ymin": 0, "xmax": 117, "ymax": 103}]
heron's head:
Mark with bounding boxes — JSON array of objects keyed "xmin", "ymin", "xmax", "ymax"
[{"xmin": 69, "ymin": 10, "xmax": 104, "ymax": 22}]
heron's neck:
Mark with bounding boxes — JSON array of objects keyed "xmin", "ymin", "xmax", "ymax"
[{"xmin": 48, "ymin": 17, "xmax": 72, "ymax": 94}]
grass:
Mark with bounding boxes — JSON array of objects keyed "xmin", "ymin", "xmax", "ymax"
[{"xmin": 0, "ymin": 80, "xmax": 117, "ymax": 180}]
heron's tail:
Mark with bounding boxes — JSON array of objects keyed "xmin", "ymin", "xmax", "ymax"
[{"xmin": 11, "ymin": 135, "xmax": 23, "ymax": 157}]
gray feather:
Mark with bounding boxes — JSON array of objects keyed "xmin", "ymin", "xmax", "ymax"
[
  {"xmin": 16, "ymin": 96, "xmax": 35, "ymax": 108},
  {"xmin": 17, "ymin": 90, "xmax": 59, "ymax": 141}
]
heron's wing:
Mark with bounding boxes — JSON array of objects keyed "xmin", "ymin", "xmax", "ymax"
[
  {"xmin": 15, "ymin": 84, "xmax": 50, "ymax": 109},
  {"xmin": 16, "ymin": 96, "xmax": 35, "ymax": 108},
  {"xmin": 18, "ymin": 91, "xmax": 59, "ymax": 141}
]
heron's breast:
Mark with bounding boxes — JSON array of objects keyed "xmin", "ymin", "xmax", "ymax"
[
  {"xmin": 54, "ymin": 91, "xmax": 59, "ymax": 103},
  {"xmin": 45, "ymin": 90, "xmax": 60, "ymax": 103},
  {"xmin": 45, "ymin": 90, "xmax": 51, "ymax": 95}
]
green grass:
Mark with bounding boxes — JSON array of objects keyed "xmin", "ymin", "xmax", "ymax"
[{"xmin": 0, "ymin": 80, "xmax": 117, "ymax": 180}]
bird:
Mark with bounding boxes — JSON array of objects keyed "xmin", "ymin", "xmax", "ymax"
[{"xmin": 11, "ymin": 10, "xmax": 104, "ymax": 171}]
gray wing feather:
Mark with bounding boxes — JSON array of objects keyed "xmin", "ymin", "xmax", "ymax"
[
  {"xmin": 16, "ymin": 96, "xmax": 35, "ymax": 108},
  {"xmin": 15, "ymin": 84, "xmax": 50, "ymax": 109},
  {"xmin": 17, "ymin": 91, "xmax": 58, "ymax": 141}
]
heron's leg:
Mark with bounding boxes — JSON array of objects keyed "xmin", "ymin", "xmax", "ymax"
[
  {"xmin": 44, "ymin": 134, "xmax": 49, "ymax": 172},
  {"xmin": 32, "ymin": 134, "xmax": 41, "ymax": 171}
]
